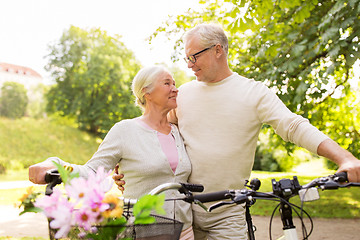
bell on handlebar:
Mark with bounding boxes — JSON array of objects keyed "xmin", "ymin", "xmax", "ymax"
[{"xmin": 245, "ymin": 178, "xmax": 261, "ymax": 191}]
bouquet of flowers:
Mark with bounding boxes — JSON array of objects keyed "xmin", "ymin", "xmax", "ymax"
[{"xmin": 19, "ymin": 163, "xmax": 166, "ymax": 239}]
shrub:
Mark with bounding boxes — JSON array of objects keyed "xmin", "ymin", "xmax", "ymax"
[{"xmin": 0, "ymin": 82, "xmax": 28, "ymax": 119}]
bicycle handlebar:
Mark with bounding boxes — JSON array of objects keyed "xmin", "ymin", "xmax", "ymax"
[
  {"xmin": 198, "ymin": 171, "xmax": 360, "ymax": 212},
  {"xmin": 44, "ymin": 169, "xmax": 359, "ymax": 211}
]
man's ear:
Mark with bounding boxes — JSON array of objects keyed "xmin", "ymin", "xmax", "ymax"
[{"xmin": 215, "ymin": 44, "xmax": 224, "ymax": 58}]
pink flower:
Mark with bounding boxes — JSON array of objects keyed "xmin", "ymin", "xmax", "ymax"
[
  {"xmin": 35, "ymin": 188, "xmax": 65, "ymax": 218},
  {"xmin": 73, "ymin": 207, "xmax": 99, "ymax": 231},
  {"xmin": 34, "ymin": 166, "xmax": 118, "ymax": 239},
  {"xmin": 87, "ymin": 167, "xmax": 113, "ymax": 193},
  {"xmin": 48, "ymin": 199, "xmax": 74, "ymax": 239},
  {"xmin": 65, "ymin": 177, "xmax": 89, "ymax": 203}
]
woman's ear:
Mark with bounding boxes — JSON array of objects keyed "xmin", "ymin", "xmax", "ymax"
[{"xmin": 143, "ymin": 88, "xmax": 151, "ymax": 101}]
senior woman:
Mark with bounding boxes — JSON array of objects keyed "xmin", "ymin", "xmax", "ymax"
[{"xmin": 28, "ymin": 65, "xmax": 194, "ymax": 240}]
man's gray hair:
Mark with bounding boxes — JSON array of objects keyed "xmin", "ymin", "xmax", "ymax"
[
  {"xmin": 183, "ymin": 23, "xmax": 229, "ymax": 55},
  {"xmin": 132, "ymin": 65, "xmax": 169, "ymax": 110}
]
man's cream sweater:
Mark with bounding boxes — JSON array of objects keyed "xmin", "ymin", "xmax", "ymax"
[{"xmin": 171, "ymin": 73, "xmax": 329, "ymax": 210}]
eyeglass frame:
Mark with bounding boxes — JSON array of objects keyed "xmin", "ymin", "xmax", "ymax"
[{"xmin": 184, "ymin": 44, "xmax": 216, "ymax": 64}]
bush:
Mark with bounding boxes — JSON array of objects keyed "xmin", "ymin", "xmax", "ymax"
[
  {"xmin": 254, "ymin": 145, "xmax": 280, "ymax": 172},
  {"xmin": 0, "ymin": 82, "xmax": 28, "ymax": 119}
]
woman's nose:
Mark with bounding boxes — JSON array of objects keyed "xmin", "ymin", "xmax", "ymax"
[{"xmin": 172, "ymin": 85, "xmax": 178, "ymax": 92}]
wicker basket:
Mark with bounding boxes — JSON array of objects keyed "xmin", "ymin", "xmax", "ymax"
[{"xmin": 49, "ymin": 212, "xmax": 183, "ymax": 240}]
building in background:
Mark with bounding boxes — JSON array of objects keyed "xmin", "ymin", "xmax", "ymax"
[{"xmin": 0, "ymin": 62, "xmax": 43, "ymax": 89}]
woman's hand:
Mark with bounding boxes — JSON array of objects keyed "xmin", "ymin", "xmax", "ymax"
[
  {"xmin": 28, "ymin": 161, "xmax": 56, "ymax": 184},
  {"xmin": 112, "ymin": 164, "xmax": 125, "ymax": 193}
]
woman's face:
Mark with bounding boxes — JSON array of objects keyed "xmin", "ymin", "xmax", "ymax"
[{"xmin": 145, "ymin": 71, "xmax": 178, "ymax": 111}]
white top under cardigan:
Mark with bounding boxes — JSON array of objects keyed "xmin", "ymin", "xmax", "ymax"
[{"xmin": 47, "ymin": 118, "xmax": 193, "ymax": 229}]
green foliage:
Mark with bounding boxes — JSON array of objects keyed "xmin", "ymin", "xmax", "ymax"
[
  {"xmin": 150, "ymin": 0, "xmax": 360, "ymax": 166},
  {"xmin": 18, "ymin": 187, "xmax": 42, "ymax": 216},
  {"xmin": 169, "ymin": 64, "xmax": 193, "ymax": 87},
  {"xmin": 26, "ymin": 83, "xmax": 48, "ymax": 119},
  {"xmin": 52, "ymin": 161, "xmax": 79, "ymax": 185},
  {"xmin": 133, "ymin": 194, "xmax": 166, "ymax": 224},
  {"xmin": 0, "ymin": 117, "xmax": 99, "ymax": 173},
  {"xmin": 45, "ymin": 26, "xmax": 142, "ymax": 138},
  {"xmin": 86, "ymin": 217, "xmax": 127, "ymax": 240},
  {"xmin": 0, "ymin": 82, "xmax": 28, "ymax": 119}
]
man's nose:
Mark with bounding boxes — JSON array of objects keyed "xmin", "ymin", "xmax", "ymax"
[{"xmin": 187, "ymin": 61, "xmax": 195, "ymax": 68}]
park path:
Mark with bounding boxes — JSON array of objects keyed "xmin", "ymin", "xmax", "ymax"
[{"xmin": 0, "ymin": 181, "xmax": 359, "ymax": 239}]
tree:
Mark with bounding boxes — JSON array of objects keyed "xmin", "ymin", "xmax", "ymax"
[
  {"xmin": 0, "ymin": 82, "xmax": 28, "ymax": 119},
  {"xmin": 150, "ymin": 0, "xmax": 360, "ymax": 166},
  {"xmin": 169, "ymin": 64, "xmax": 193, "ymax": 87},
  {"xmin": 45, "ymin": 26, "xmax": 142, "ymax": 138}
]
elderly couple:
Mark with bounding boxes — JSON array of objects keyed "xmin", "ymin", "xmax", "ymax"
[{"xmin": 29, "ymin": 24, "xmax": 360, "ymax": 240}]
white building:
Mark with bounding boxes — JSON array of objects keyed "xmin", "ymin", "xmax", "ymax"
[{"xmin": 0, "ymin": 62, "xmax": 43, "ymax": 89}]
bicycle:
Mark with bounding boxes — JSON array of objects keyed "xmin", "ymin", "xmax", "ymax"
[
  {"xmin": 45, "ymin": 170, "xmax": 360, "ymax": 240},
  {"xmin": 122, "ymin": 172, "xmax": 359, "ymax": 240}
]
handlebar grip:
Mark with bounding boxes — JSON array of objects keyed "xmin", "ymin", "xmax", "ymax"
[
  {"xmin": 45, "ymin": 169, "xmax": 61, "ymax": 184},
  {"xmin": 193, "ymin": 190, "xmax": 232, "ymax": 203},
  {"xmin": 180, "ymin": 183, "xmax": 204, "ymax": 193},
  {"xmin": 334, "ymin": 172, "xmax": 348, "ymax": 182}
]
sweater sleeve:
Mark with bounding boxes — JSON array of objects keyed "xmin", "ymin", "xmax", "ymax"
[
  {"xmin": 45, "ymin": 122, "xmax": 123, "ymax": 178},
  {"xmin": 256, "ymin": 83, "xmax": 329, "ymax": 154}
]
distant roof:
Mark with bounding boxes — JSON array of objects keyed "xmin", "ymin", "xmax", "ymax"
[{"xmin": 0, "ymin": 62, "xmax": 42, "ymax": 78}]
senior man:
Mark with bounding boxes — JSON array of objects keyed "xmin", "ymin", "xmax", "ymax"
[{"xmin": 168, "ymin": 23, "xmax": 360, "ymax": 240}]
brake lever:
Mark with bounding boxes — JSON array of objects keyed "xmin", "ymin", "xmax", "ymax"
[
  {"xmin": 208, "ymin": 200, "xmax": 235, "ymax": 212},
  {"xmin": 194, "ymin": 199, "xmax": 208, "ymax": 212}
]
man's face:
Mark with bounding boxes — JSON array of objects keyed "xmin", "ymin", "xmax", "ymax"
[{"xmin": 184, "ymin": 35, "xmax": 215, "ymax": 82}]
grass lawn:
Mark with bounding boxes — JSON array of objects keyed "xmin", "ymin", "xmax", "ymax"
[
  {"xmin": 249, "ymin": 171, "xmax": 360, "ymax": 218},
  {"xmin": 0, "ymin": 169, "xmax": 29, "ymax": 182}
]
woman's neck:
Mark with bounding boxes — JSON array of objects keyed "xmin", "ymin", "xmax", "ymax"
[{"xmin": 140, "ymin": 111, "xmax": 171, "ymax": 135}]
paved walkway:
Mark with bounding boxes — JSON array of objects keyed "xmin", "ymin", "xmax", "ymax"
[
  {"xmin": 0, "ymin": 205, "xmax": 49, "ymax": 238},
  {"xmin": 0, "ymin": 180, "xmax": 35, "ymax": 190}
]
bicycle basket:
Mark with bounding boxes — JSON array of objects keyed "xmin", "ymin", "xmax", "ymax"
[{"xmin": 49, "ymin": 211, "xmax": 184, "ymax": 240}]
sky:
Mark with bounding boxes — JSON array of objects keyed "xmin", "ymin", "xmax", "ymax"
[{"xmin": 0, "ymin": 0, "xmax": 200, "ymax": 81}]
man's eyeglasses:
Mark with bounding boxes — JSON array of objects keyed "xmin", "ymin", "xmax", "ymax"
[{"xmin": 184, "ymin": 45, "xmax": 216, "ymax": 64}]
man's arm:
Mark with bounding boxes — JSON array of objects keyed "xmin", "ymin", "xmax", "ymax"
[
  {"xmin": 167, "ymin": 108, "xmax": 178, "ymax": 125},
  {"xmin": 317, "ymin": 139, "xmax": 360, "ymax": 182}
]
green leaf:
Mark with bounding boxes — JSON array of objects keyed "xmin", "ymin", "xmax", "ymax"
[
  {"xmin": 132, "ymin": 194, "xmax": 166, "ymax": 224},
  {"xmin": 291, "ymin": 44, "xmax": 307, "ymax": 57},
  {"xmin": 52, "ymin": 161, "xmax": 79, "ymax": 185},
  {"xmin": 19, "ymin": 207, "xmax": 43, "ymax": 215}
]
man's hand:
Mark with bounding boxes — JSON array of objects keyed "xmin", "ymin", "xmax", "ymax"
[
  {"xmin": 336, "ymin": 157, "xmax": 360, "ymax": 183},
  {"xmin": 318, "ymin": 139, "xmax": 360, "ymax": 182},
  {"xmin": 28, "ymin": 161, "xmax": 56, "ymax": 184},
  {"xmin": 112, "ymin": 164, "xmax": 125, "ymax": 193}
]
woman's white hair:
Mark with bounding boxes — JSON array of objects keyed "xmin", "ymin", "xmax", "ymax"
[
  {"xmin": 132, "ymin": 65, "xmax": 169, "ymax": 110},
  {"xmin": 183, "ymin": 23, "xmax": 229, "ymax": 55}
]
